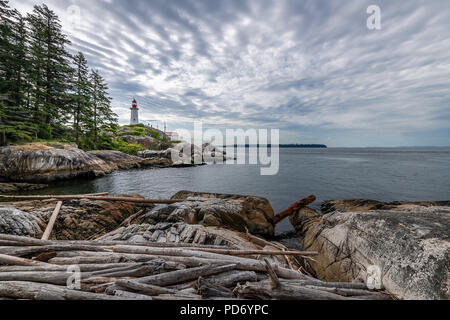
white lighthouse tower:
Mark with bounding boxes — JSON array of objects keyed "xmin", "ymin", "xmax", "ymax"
[{"xmin": 130, "ymin": 98, "xmax": 139, "ymax": 125}]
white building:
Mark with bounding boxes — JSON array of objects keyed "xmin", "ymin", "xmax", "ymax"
[
  {"xmin": 165, "ymin": 132, "xmax": 179, "ymax": 141},
  {"xmin": 130, "ymin": 99, "xmax": 139, "ymax": 125}
]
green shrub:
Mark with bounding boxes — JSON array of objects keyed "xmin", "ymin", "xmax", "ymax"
[
  {"xmin": 111, "ymin": 139, "xmax": 145, "ymax": 155},
  {"xmin": 118, "ymin": 125, "xmax": 162, "ymax": 139}
]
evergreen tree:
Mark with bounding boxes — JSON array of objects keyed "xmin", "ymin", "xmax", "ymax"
[
  {"xmin": 0, "ymin": 2, "xmax": 118, "ymax": 150},
  {"xmin": 26, "ymin": 4, "xmax": 73, "ymax": 138},
  {"xmin": 0, "ymin": 1, "xmax": 36, "ymax": 144},
  {"xmin": 72, "ymin": 51, "xmax": 92, "ymax": 146},
  {"xmin": 89, "ymin": 69, "xmax": 118, "ymax": 149}
]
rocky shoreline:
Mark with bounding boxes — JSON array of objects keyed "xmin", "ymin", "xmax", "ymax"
[
  {"xmin": 0, "ymin": 190, "xmax": 448, "ymax": 300},
  {"xmin": 0, "ymin": 142, "xmax": 231, "ymax": 186},
  {"xmin": 0, "ymin": 144, "xmax": 448, "ymax": 300},
  {"xmin": 290, "ymin": 200, "xmax": 450, "ymax": 300}
]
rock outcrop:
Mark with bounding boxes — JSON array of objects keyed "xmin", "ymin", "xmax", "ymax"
[
  {"xmin": 0, "ymin": 144, "xmax": 167, "ymax": 184},
  {"xmin": 88, "ymin": 150, "xmax": 171, "ymax": 170},
  {"xmin": 0, "ymin": 191, "xmax": 275, "ymax": 240},
  {"xmin": 290, "ymin": 201, "xmax": 450, "ymax": 300},
  {"xmin": 0, "ymin": 183, "xmax": 48, "ymax": 194},
  {"xmin": 0, "ymin": 144, "xmax": 111, "ymax": 183},
  {"xmin": 0, "ymin": 198, "xmax": 143, "ymax": 240},
  {"xmin": 169, "ymin": 191, "xmax": 275, "ymax": 237},
  {"xmin": 138, "ymin": 143, "xmax": 232, "ymax": 167}
]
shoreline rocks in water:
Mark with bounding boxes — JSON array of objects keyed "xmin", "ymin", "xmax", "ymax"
[
  {"xmin": 290, "ymin": 200, "xmax": 450, "ymax": 300},
  {"xmin": 0, "ymin": 144, "xmax": 174, "ymax": 184},
  {"xmin": 0, "ymin": 183, "xmax": 48, "ymax": 194},
  {"xmin": 0, "ymin": 142, "xmax": 232, "ymax": 185}
]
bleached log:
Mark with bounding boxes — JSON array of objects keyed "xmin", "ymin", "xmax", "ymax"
[
  {"xmin": 0, "ymin": 263, "xmax": 139, "ymax": 273},
  {"xmin": 0, "ymin": 253, "xmax": 51, "ymax": 267},
  {"xmin": 115, "ymin": 279, "xmax": 177, "ymax": 295},
  {"xmin": 48, "ymin": 252, "xmax": 303, "ymax": 280},
  {"xmin": 0, "ymin": 234, "xmax": 50, "ymax": 246},
  {"xmin": 0, "ymin": 234, "xmax": 229, "ymax": 249},
  {"xmin": 280, "ymin": 279, "xmax": 372, "ymax": 290},
  {"xmin": 234, "ymin": 281, "xmax": 352, "ymax": 300},
  {"xmin": 204, "ymin": 271, "xmax": 258, "ymax": 288},
  {"xmin": 90, "ymin": 261, "xmax": 167, "ymax": 278},
  {"xmin": 197, "ymin": 277, "xmax": 234, "ymax": 298},
  {"xmin": 0, "ymin": 194, "xmax": 183, "ymax": 204},
  {"xmin": 109, "ymin": 245, "xmax": 304, "ymax": 279},
  {"xmin": 152, "ymin": 293, "xmax": 203, "ymax": 300},
  {"xmin": 41, "ymin": 201, "xmax": 63, "ymax": 240},
  {"xmin": 4, "ymin": 245, "xmax": 111, "ymax": 257},
  {"xmin": 49, "ymin": 256, "xmax": 123, "ymax": 265},
  {"xmin": 304, "ymin": 285, "xmax": 390, "ymax": 299},
  {"xmin": 110, "ymin": 244, "xmax": 316, "ymax": 259},
  {"xmin": 137, "ymin": 264, "xmax": 237, "ymax": 287},
  {"xmin": 194, "ymin": 248, "xmax": 318, "ymax": 257},
  {"xmin": 0, "ymin": 281, "xmax": 127, "ymax": 300},
  {"xmin": 113, "ymin": 290, "xmax": 153, "ymax": 300},
  {"xmin": 0, "ymin": 271, "xmax": 71, "ymax": 285}
]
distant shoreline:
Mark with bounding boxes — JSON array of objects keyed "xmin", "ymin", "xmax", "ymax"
[{"xmin": 222, "ymin": 144, "xmax": 328, "ymax": 149}]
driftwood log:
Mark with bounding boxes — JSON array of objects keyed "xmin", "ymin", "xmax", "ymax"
[
  {"xmin": 0, "ymin": 233, "xmax": 389, "ymax": 300},
  {"xmin": 0, "ymin": 195, "xmax": 184, "ymax": 204},
  {"xmin": 41, "ymin": 201, "xmax": 63, "ymax": 240}
]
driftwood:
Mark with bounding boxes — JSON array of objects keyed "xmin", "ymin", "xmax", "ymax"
[
  {"xmin": 272, "ymin": 195, "xmax": 317, "ymax": 224},
  {"xmin": 111, "ymin": 289, "xmax": 153, "ymax": 300},
  {"xmin": 0, "ymin": 253, "xmax": 51, "ymax": 267},
  {"xmin": 115, "ymin": 279, "xmax": 177, "ymax": 295},
  {"xmin": 197, "ymin": 277, "xmax": 234, "ymax": 298},
  {"xmin": 47, "ymin": 252, "xmax": 304, "ymax": 279},
  {"xmin": 264, "ymin": 258, "xmax": 281, "ymax": 289},
  {"xmin": 0, "ymin": 234, "xmax": 230, "ymax": 249},
  {"xmin": 41, "ymin": 201, "xmax": 63, "ymax": 240},
  {"xmin": 0, "ymin": 233, "xmax": 390, "ymax": 300},
  {"xmin": 0, "ymin": 281, "xmax": 127, "ymax": 300},
  {"xmin": 190, "ymin": 248, "xmax": 318, "ymax": 257},
  {"xmin": 0, "ymin": 262, "xmax": 140, "ymax": 273},
  {"xmin": 0, "ymin": 195, "xmax": 183, "ymax": 204},
  {"xmin": 4, "ymin": 245, "xmax": 111, "ymax": 257},
  {"xmin": 204, "ymin": 271, "xmax": 258, "ymax": 288},
  {"xmin": 137, "ymin": 264, "xmax": 237, "ymax": 286},
  {"xmin": 234, "ymin": 281, "xmax": 353, "ymax": 300}
]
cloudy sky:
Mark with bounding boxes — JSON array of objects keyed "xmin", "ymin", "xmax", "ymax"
[{"xmin": 12, "ymin": 0, "xmax": 450, "ymax": 147}]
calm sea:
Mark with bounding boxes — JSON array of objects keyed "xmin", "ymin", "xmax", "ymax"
[{"xmin": 27, "ymin": 148, "xmax": 450, "ymax": 234}]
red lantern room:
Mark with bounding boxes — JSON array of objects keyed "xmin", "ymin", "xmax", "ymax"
[{"xmin": 131, "ymin": 99, "xmax": 139, "ymax": 110}]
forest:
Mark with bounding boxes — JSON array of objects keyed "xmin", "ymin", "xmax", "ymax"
[{"xmin": 0, "ymin": 0, "xmax": 119, "ymax": 150}]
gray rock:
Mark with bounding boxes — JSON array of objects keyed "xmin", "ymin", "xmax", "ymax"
[
  {"xmin": 131, "ymin": 191, "xmax": 275, "ymax": 237},
  {"xmin": 0, "ymin": 207, "xmax": 44, "ymax": 237},
  {"xmin": 0, "ymin": 183, "xmax": 48, "ymax": 194},
  {"xmin": 0, "ymin": 144, "xmax": 170, "ymax": 183},
  {"xmin": 290, "ymin": 203, "xmax": 450, "ymax": 300},
  {"xmin": 0, "ymin": 145, "xmax": 111, "ymax": 183},
  {"xmin": 0, "ymin": 199, "xmax": 142, "ymax": 240}
]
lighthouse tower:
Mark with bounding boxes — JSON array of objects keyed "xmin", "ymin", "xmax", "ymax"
[{"xmin": 130, "ymin": 98, "xmax": 139, "ymax": 125}]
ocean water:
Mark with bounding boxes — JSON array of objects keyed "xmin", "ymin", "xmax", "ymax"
[{"xmin": 27, "ymin": 148, "xmax": 450, "ymax": 234}]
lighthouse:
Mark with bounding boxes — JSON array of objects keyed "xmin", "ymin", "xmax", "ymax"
[{"xmin": 130, "ymin": 98, "xmax": 139, "ymax": 125}]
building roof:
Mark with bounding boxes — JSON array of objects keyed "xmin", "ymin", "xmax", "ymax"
[{"xmin": 165, "ymin": 132, "xmax": 179, "ymax": 136}]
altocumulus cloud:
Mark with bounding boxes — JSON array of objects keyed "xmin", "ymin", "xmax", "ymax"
[{"xmin": 13, "ymin": 0, "xmax": 450, "ymax": 146}]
